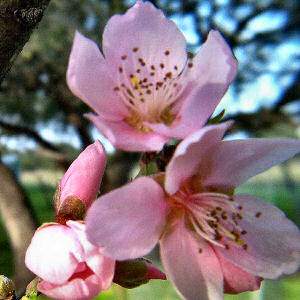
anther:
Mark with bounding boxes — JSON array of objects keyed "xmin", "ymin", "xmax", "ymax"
[
  {"xmin": 119, "ymin": 67, "xmax": 123, "ymax": 73},
  {"xmin": 243, "ymin": 244, "xmax": 248, "ymax": 250},
  {"xmin": 198, "ymin": 248, "xmax": 203, "ymax": 253},
  {"xmin": 215, "ymin": 231, "xmax": 223, "ymax": 241},
  {"xmin": 188, "ymin": 62, "xmax": 194, "ymax": 68},
  {"xmin": 225, "ymin": 244, "xmax": 230, "ymax": 250},
  {"xmin": 256, "ymin": 212, "xmax": 262, "ymax": 218},
  {"xmin": 160, "ymin": 63, "xmax": 165, "ymax": 69},
  {"xmin": 221, "ymin": 212, "xmax": 227, "ymax": 220},
  {"xmin": 188, "ymin": 52, "xmax": 193, "ymax": 59},
  {"xmin": 113, "ymin": 86, "xmax": 120, "ymax": 91},
  {"xmin": 174, "ymin": 65, "xmax": 178, "ymax": 70},
  {"xmin": 133, "ymin": 47, "xmax": 139, "ymax": 52},
  {"xmin": 166, "ymin": 72, "xmax": 172, "ymax": 78},
  {"xmin": 121, "ymin": 55, "xmax": 127, "ymax": 60},
  {"xmin": 241, "ymin": 230, "xmax": 247, "ymax": 235},
  {"xmin": 165, "ymin": 50, "xmax": 170, "ymax": 56}
]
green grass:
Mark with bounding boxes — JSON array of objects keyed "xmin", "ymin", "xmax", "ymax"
[{"xmin": 1, "ymin": 178, "xmax": 300, "ymax": 299}]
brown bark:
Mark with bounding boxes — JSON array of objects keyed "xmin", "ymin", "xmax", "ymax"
[
  {"xmin": 0, "ymin": 0, "xmax": 51, "ymax": 84},
  {"xmin": 0, "ymin": 160, "xmax": 36, "ymax": 291}
]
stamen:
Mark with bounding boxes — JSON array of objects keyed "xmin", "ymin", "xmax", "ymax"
[{"xmin": 256, "ymin": 212, "xmax": 262, "ymax": 218}]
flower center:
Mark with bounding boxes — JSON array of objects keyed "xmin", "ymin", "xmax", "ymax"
[
  {"xmin": 69, "ymin": 262, "xmax": 94, "ymax": 281},
  {"xmin": 166, "ymin": 178, "xmax": 251, "ymax": 252},
  {"xmin": 112, "ymin": 48, "xmax": 193, "ymax": 132}
]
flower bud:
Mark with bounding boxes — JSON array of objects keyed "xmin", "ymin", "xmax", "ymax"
[
  {"xmin": 55, "ymin": 141, "xmax": 106, "ymax": 222},
  {"xmin": 25, "ymin": 277, "xmax": 41, "ymax": 299},
  {"xmin": 0, "ymin": 275, "xmax": 15, "ymax": 299},
  {"xmin": 113, "ymin": 258, "xmax": 166, "ymax": 289}
]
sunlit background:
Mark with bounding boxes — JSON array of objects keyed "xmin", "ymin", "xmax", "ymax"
[{"xmin": 0, "ymin": 0, "xmax": 299, "ymax": 299}]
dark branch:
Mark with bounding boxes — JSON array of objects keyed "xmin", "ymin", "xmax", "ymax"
[
  {"xmin": 0, "ymin": 119, "xmax": 59, "ymax": 152},
  {"xmin": 0, "ymin": 0, "xmax": 51, "ymax": 84}
]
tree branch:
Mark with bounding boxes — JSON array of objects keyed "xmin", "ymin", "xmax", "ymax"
[
  {"xmin": 0, "ymin": 119, "xmax": 59, "ymax": 152},
  {"xmin": 0, "ymin": 0, "xmax": 51, "ymax": 84}
]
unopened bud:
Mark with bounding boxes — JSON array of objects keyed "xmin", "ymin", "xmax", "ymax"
[
  {"xmin": 113, "ymin": 258, "xmax": 166, "ymax": 289},
  {"xmin": 57, "ymin": 141, "xmax": 106, "ymax": 212},
  {"xmin": 25, "ymin": 277, "xmax": 42, "ymax": 299},
  {"xmin": 0, "ymin": 275, "xmax": 15, "ymax": 299}
]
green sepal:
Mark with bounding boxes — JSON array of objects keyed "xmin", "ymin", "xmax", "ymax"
[
  {"xmin": 113, "ymin": 259, "xmax": 149, "ymax": 289},
  {"xmin": 25, "ymin": 277, "xmax": 42, "ymax": 300},
  {"xmin": 207, "ymin": 109, "xmax": 226, "ymax": 125}
]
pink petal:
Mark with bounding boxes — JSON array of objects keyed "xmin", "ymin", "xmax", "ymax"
[
  {"xmin": 102, "ymin": 1, "xmax": 187, "ymax": 78},
  {"xmin": 144, "ymin": 120, "xmax": 198, "ymax": 140},
  {"xmin": 160, "ymin": 219, "xmax": 223, "ymax": 300},
  {"xmin": 86, "ymin": 177, "xmax": 167, "ymax": 260},
  {"xmin": 178, "ymin": 30, "xmax": 238, "ymax": 129},
  {"xmin": 67, "ymin": 221, "xmax": 115, "ymax": 290},
  {"xmin": 215, "ymin": 252, "xmax": 263, "ymax": 294},
  {"xmin": 202, "ymin": 138, "xmax": 300, "ymax": 190},
  {"xmin": 25, "ymin": 224, "xmax": 84, "ymax": 285},
  {"xmin": 218, "ymin": 194, "xmax": 300, "ymax": 279},
  {"xmin": 38, "ymin": 275, "xmax": 101, "ymax": 300},
  {"xmin": 59, "ymin": 141, "xmax": 106, "ymax": 210},
  {"xmin": 86, "ymin": 113, "xmax": 169, "ymax": 152},
  {"xmin": 67, "ymin": 31, "xmax": 128, "ymax": 121},
  {"xmin": 165, "ymin": 121, "xmax": 233, "ymax": 195}
]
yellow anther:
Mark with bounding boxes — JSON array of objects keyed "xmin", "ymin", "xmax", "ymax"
[
  {"xmin": 236, "ymin": 238, "xmax": 244, "ymax": 246},
  {"xmin": 131, "ymin": 76, "xmax": 140, "ymax": 87}
]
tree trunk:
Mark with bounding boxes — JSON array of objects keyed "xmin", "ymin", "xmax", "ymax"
[{"xmin": 0, "ymin": 160, "xmax": 36, "ymax": 291}]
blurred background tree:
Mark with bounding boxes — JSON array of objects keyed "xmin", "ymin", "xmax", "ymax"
[{"xmin": 0, "ymin": 0, "xmax": 299, "ymax": 298}]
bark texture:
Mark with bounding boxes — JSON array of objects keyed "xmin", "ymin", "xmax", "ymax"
[
  {"xmin": 0, "ymin": 160, "xmax": 36, "ymax": 291},
  {"xmin": 0, "ymin": 0, "xmax": 50, "ymax": 84}
]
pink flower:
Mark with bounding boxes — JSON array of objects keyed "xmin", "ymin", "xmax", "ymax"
[
  {"xmin": 86, "ymin": 122, "xmax": 300, "ymax": 300},
  {"xmin": 54, "ymin": 140, "xmax": 106, "ymax": 221},
  {"xmin": 67, "ymin": 1, "xmax": 237, "ymax": 151},
  {"xmin": 25, "ymin": 221, "xmax": 115, "ymax": 300}
]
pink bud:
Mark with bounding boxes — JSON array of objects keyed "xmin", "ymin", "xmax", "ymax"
[{"xmin": 55, "ymin": 141, "xmax": 106, "ymax": 217}]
